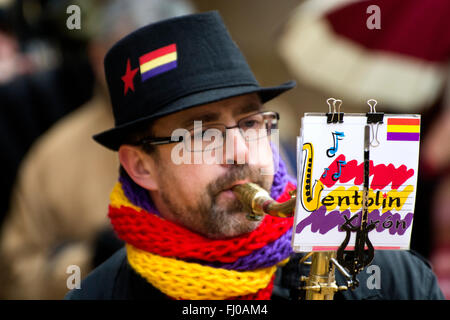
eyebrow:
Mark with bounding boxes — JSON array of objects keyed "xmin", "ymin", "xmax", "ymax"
[
  {"xmin": 180, "ymin": 112, "xmax": 221, "ymax": 128},
  {"xmin": 180, "ymin": 102, "xmax": 262, "ymax": 128},
  {"xmin": 232, "ymin": 102, "xmax": 262, "ymax": 117}
]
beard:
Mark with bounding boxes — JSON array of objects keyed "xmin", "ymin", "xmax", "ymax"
[{"xmin": 157, "ymin": 164, "xmax": 273, "ymax": 239}]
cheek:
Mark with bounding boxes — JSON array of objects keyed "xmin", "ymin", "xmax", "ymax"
[
  {"xmin": 157, "ymin": 156, "xmax": 214, "ymax": 198},
  {"xmin": 159, "ymin": 146, "xmax": 221, "ymax": 185},
  {"xmin": 174, "ymin": 165, "xmax": 208, "ymax": 190}
]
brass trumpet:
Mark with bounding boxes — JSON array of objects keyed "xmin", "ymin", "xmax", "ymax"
[{"xmin": 232, "ymin": 182, "xmax": 349, "ymax": 300}]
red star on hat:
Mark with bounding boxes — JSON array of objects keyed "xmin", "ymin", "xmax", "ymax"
[{"xmin": 121, "ymin": 58, "xmax": 138, "ymax": 95}]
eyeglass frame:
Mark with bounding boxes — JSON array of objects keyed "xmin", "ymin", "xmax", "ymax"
[{"xmin": 132, "ymin": 111, "xmax": 280, "ymax": 148}]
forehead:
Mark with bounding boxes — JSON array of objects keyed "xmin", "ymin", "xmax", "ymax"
[{"xmin": 152, "ymin": 93, "xmax": 262, "ymax": 130}]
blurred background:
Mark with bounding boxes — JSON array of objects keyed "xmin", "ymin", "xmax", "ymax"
[{"xmin": 0, "ymin": 0, "xmax": 449, "ymax": 299}]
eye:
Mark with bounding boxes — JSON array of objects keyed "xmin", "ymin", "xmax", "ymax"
[
  {"xmin": 242, "ymin": 120, "xmax": 259, "ymax": 128},
  {"xmin": 240, "ymin": 114, "xmax": 264, "ymax": 129}
]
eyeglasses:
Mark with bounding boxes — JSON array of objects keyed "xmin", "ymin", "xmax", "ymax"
[{"xmin": 135, "ymin": 111, "xmax": 279, "ymax": 152}]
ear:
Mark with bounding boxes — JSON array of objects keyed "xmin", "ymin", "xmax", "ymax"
[{"xmin": 118, "ymin": 145, "xmax": 159, "ymax": 191}]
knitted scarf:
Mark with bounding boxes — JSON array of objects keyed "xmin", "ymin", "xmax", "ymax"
[{"xmin": 108, "ymin": 146, "xmax": 296, "ymax": 300}]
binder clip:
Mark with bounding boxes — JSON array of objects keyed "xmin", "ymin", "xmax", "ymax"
[
  {"xmin": 326, "ymin": 98, "xmax": 344, "ymax": 123},
  {"xmin": 366, "ymin": 99, "xmax": 384, "ymax": 147}
]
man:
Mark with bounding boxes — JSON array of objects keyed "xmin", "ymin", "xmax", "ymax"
[{"xmin": 66, "ymin": 11, "xmax": 444, "ymax": 300}]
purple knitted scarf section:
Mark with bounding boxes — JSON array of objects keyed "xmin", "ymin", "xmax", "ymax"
[{"xmin": 119, "ymin": 143, "xmax": 296, "ymax": 271}]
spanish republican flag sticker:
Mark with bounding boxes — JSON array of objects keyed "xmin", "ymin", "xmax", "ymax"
[
  {"xmin": 387, "ymin": 118, "xmax": 420, "ymax": 141},
  {"xmin": 139, "ymin": 44, "xmax": 177, "ymax": 81}
]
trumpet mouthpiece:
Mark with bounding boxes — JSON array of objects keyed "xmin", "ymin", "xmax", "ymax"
[{"xmin": 232, "ymin": 183, "xmax": 296, "ymax": 221}]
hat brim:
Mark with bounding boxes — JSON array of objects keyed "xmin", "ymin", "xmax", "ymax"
[{"xmin": 93, "ymin": 80, "xmax": 296, "ymax": 151}]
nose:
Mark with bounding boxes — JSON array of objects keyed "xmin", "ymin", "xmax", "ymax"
[{"xmin": 222, "ymin": 128, "xmax": 249, "ymax": 166}]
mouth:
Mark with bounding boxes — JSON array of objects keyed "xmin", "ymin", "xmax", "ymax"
[
  {"xmin": 223, "ymin": 180, "xmax": 250, "ymax": 192},
  {"xmin": 217, "ymin": 180, "xmax": 250, "ymax": 200}
]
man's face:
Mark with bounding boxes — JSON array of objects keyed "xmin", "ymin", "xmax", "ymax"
[{"xmin": 139, "ymin": 93, "xmax": 274, "ymax": 239}]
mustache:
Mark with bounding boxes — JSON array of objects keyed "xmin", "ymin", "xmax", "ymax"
[{"xmin": 207, "ymin": 164, "xmax": 264, "ymax": 197}]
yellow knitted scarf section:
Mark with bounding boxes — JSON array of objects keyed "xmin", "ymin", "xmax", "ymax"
[
  {"xmin": 110, "ymin": 182, "xmax": 142, "ymax": 211},
  {"xmin": 127, "ymin": 243, "xmax": 287, "ymax": 300}
]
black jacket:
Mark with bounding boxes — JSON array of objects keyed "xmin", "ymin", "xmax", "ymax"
[{"xmin": 65, "ymin": 247, "xmax": 444, "ymax": 300}]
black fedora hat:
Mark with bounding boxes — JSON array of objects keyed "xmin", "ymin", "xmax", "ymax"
[{"xmin": 93, "ymin": 11, "xmax": 296, "ymax": 150}]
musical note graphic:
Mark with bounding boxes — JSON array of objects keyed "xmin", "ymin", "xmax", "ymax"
[
  {"xmin": 332, "ymin": 160, "xmax": 347, "ymax": 181},
  {"xmin": 322, "ymin": 168, "xmax": 329, "ymax": 179},
  {"xmin": 327, "ymin": 131, "xmax": 345, "ymax": 158}
]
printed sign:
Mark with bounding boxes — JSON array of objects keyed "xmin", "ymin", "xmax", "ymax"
[{"xmin": 292, "ymin": 114, "xmax": 420, "ymax": 252}]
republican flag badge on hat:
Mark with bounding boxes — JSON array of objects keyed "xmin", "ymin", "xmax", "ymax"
[{"xmin": 139, "ymin": 44, "xmax": 178, "ymax": 82}]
